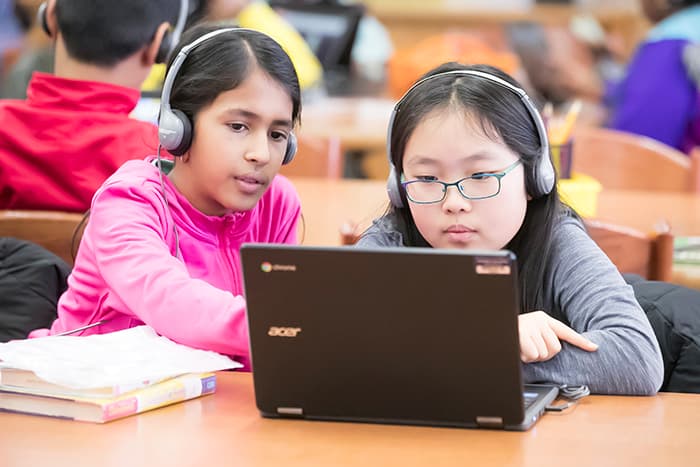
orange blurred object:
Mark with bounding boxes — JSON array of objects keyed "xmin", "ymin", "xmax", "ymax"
[{"xmin": 388, "ymin": 31, "xmax": 521, "ymax": 99}]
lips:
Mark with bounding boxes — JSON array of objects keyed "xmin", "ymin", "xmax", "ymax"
[
  {"xmin": 444, "ymin": 224, "xmax": 477, "ymax": 244},
  {"xmin": 234, "ymin": 174, "xmax": 266, "ymax": 185},
  {"xmin": 445, "ymin": 224, "xmax": 475, "ymax": 234},
  {"xmin": 234, "ymin": 174, "xmax": 267, "ymax": 195}
]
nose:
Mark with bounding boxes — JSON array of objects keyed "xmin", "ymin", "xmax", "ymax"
[
  {"xmin": 243, "ymin": 131, "xmax": 272, "ymax": 165},
  {"xmin": 441, "ymin": 185, "xmax": 472, "ymax": 214}
]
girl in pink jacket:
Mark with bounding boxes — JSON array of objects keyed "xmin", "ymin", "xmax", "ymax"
[{"xmin": 30, "ymin": 25, "xmax": 303, "ymax": 371}]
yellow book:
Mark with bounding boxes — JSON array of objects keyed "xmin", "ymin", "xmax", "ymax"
[{"xmin": 0, "ymin": 372, "xmax": 216, "ymax": 423}]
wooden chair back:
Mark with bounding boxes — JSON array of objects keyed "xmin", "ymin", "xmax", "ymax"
[
  {"xmin": 279, "ymin": 136, "xmax": 343, "ymax": 179},
  {"xmin": 572, "ymin": 127, "xmax": 700, "ymax": 193},
  {"xmin": 584, "ymin": 218, "xmax": 674, "ymax": 282},
  {"xmin": 0, "ymin": 210, "xmax": 86, "ymax": 266}
]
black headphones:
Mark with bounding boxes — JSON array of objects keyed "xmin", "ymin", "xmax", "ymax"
[
  {"xmin": 158, "ymin": 27, "xmax": 298, "ymax": 161},
  {"xmin": 385, "ymin": 69, "xmax": 555, "ymax": 208},
  {"xmin": 37, "ymin": 0, "xmax": 189, "ymax": 64}
]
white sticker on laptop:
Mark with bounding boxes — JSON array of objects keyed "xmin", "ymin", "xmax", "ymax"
[{"xmin": 474, "ymin": 256, "xmax": 512, "ymax": 275}]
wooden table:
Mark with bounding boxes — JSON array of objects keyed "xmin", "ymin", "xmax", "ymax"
[
  {"xmin": 595, "ymin": 190, "xmax": 700, "ymax": 235},
  {"xmin": 300, "ymin": 97, "xmax": 394, "ymax": 152},
  {"xmin": 292, "ymin": 177, "xmax": 388, "ymax": 246},
  {"xmin": 1, "ymin": 372, "xmax": 697, "ymax": 467}
]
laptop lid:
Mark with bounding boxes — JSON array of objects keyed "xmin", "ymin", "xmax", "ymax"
[
  {"xmin": 241, "ymin": 245, "xmax": 557, "ymax": 430},
  {"xmin": 269, "ymin": 1, "xmax": 364, "ymax": 71}
]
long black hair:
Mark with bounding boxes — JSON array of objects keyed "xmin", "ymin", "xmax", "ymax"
[
  {"xmin": 166, "ymin": 22, "xmax": 302, "ymax": 129},
  {"xmin": 386, "ymin": 62, "xmax": 566, "ymax": 313}
]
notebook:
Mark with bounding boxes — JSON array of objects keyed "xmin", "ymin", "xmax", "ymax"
[{"xmin": 240, "ymin": 245, "xmax": 559, "ymax": 430}]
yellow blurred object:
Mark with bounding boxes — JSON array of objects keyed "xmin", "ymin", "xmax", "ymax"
[
  {"xmin": 548, "ymin": 100, "xmax": 582, "ymax": 145},
  {"xmin": 558, "ymin": 172, "xmax": 602, "ymax": 218},
  {"xmin": 141, "ymin": 64, "xmax": 166, "ymax": 93},
  {"xmin": 547, "ymin": 100, "xmax": 582, "ymax": 179},
  {"xmin": 387, "ymin": 31, "xmax": 521, "ymax": 99},
  {"xmin": 238, "ymin": 2, "xmax": 323, "ymax": 90}
]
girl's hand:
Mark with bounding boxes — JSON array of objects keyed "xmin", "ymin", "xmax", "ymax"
[{"xmin": 518, "ymin": 311, "xmax": 598, "ymax": 363}]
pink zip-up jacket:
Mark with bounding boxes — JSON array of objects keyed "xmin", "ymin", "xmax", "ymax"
[{"xmin": 29, "ymin": 159, "xmax": 301, "ymax": 370}]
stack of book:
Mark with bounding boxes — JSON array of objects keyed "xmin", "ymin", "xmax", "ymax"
[
  {"xmin": 674, "ymin": 236, "xmax": 700, "ymax": 266},
  {"xmin": 0, "ymin": 325, "xmax": 240, "ymax": 423},
  {"xmin": 0, "ymin": 368, "xmax": 216, "ymax": 423}
]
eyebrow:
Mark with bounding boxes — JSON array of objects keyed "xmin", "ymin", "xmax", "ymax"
[
  {"xmin": 223, "ymin": 108, "xmax": 293, "ymax": 129},
  {"xmin": 406, "ymin": 153, "xmax": 496, "ymax": 166}
]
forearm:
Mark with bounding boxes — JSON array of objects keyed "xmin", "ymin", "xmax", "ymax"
[
  {"xmin": 522, "ymin": 328, "xmax": 663, "ymax": 395},
  {"xmin": 137, "ymin": 282, "xmax": 250, "ymax": 358}
]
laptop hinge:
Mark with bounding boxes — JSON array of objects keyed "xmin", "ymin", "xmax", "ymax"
[
  {"xmin": 476, "ymin": 416, "xmax": 503, "ymax": 428},
  {"xmin": 277, "ymin": 407, "xmax": 303, "ymax": 417}
]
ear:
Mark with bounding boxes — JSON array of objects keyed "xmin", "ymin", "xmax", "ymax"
[
  {"xmin": 44, "ymin": 0, "xmax": 58, "ymax": 38},
  {"xmin": 143, "ymin": 22, "xmax": 170, "ymax": 66}
]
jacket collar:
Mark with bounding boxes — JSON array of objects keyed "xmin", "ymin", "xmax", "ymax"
[
  {"xmin": 156, "ymin": 161, "xmax": 250, "ymax": 239},
  {"xmin": 26, "ymin": 72, "xmax": 141, "ymax": 114}
]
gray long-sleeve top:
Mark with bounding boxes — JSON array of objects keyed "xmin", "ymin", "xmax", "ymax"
[{"xmin": 357, "ymin": 215, "xmax": 664, "ymax": 395}]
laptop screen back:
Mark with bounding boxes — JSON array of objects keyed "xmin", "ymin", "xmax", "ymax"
[
  {"xmin": 269, "ymin": 1, "xmax": 364, "ymax": 70},
  {"xmin": 241, "ymin": 245, "xmax": 534, "ymax": 428}
]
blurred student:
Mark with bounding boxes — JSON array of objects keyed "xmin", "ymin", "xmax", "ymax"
[
  {"xmin": 0, "ymin": 0, "xmax": 24, "ymax": 81},
  {"xmin": 30, "ymin": 25, "xmax": 302, "ymax": 371},
  {"xmin": 0, "ymin": 0, "xmax": 181, "ymax": 212},
  {"xmin": 609, "ymin": 0, "xmax": 700, "ymax": 153},
  {"xmin": 358, "ymin": 62, "xmax": 663, "ymax": 395},
  {"xmin": 1, "ymin": 0, "xmax": 53, "ymax": 99}
]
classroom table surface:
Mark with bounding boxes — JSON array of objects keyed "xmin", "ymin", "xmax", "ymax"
[
  {"xmin": 1, "ymin": 372, "xmax": 697, "ymax": 467},
  {"xmin": 299, "ymin": 96, "xmax": 395, "ymax": 152}
]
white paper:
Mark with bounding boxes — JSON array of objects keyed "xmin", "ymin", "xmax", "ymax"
[{"xmin": 0, "ymin": 326, "xmax": 241, "ymax": 389}]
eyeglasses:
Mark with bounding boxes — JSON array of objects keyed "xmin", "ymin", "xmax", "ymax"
[{"xmin": 401, "ymin": 160, "xmax": 522, "ymax": 204}]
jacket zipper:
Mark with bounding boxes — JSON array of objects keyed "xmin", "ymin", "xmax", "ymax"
[{"xmin": 219, "ymin": 221, "xmax": 238, "ymax": 293}]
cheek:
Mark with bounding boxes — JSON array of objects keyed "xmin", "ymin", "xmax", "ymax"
[
  {"xmin": 488, "ymin": 198, "xmax": 527, "ymax": 245},
  {"xmin": 408, "ymin": 205, "xmax": 441, "ymax": 238}
]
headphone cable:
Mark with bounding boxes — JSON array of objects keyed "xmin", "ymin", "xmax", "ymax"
[{"xmin": 156, "ymin": 145, "xmax": 181, "ymax": 259}]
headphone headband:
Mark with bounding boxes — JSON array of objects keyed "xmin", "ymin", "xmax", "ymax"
[
  {"xmin": 171, "ymin": 0, "xmax": 188, "ymax": 47},
  {"xmin": 159, "ymin": 27, "xmax": 240, "ymax": 122},
  {"xmin": 386, "ymin": 69, "xmax": 555, "ymax": 208}
]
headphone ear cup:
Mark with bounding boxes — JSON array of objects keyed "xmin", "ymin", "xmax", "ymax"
[
  {"xmin": 386, "ymin": 164, "xmax": 404, "ymax": 208},
  {"xmin": 155, "ymin": 31, "xmax": 173, "ymax": 64},
  {"xmin": 283, "ymin": 132, "xmax": 297, "ymax": 165},
  {"xmin": 531, "ymin": 147, "xmax": 555, "ymax": 197},
  {"xmin": 166, "ymin": 109, "xmax": 192, "ymax": 157},
  {"xmin": 537, "ymin": 152, "xmax": 556, "ymax": 196},
  {"xmin": 37, "ymin": 2, "xmax": 51, "ymax": 37}
]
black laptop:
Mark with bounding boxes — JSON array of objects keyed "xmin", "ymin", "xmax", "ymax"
[{"xmin": 240, "ymin": 245, "xmax": 558, "ymax": 430}]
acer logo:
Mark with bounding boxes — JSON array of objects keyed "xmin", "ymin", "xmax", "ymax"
[{"xmin": 268, "ymin": 326, "xmax": 302, "ymax": 337}]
